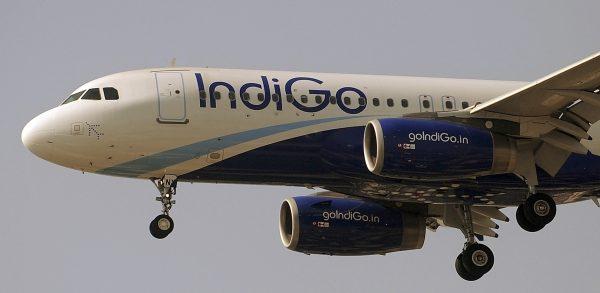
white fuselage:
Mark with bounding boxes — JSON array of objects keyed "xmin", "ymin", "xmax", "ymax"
[{"xmin": 22, "ymin": 67, "xmax": 529, "ymax": 179}]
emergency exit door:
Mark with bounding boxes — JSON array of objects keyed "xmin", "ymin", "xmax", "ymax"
[{"xmin": 155, "ymin": 72, "xmax": 187, "ymax": 123}]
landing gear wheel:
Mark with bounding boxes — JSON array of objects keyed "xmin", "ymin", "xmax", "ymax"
[
  {"xmin": 149, "ymin": 175, "xmax": 178, "ymax": 239},
  {"xmin": 516, "ymin": 204, "xmax": 545, "ymax": 232},
  {"xmin": 460, "ymin": 243, "xmax": 494, "ymax": 277},
  {"xmin": 455, "ymin": 254, "xmax": 482, "ymax": 281},
  {"xmin": 523, "ymin": 193, "xmax": 556, "ymax": 226},
  {"xmin": 149, "ymin": 214, "xmax": 174, "ymax": 239}
]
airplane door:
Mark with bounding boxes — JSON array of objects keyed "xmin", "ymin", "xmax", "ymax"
[
  {"xmin": 419, "ymin": 95, "xmax": 434, "ymax": 112},
  {"xmin": 155, "ymin": 72, "xmax": 188, "ymax": 123}
]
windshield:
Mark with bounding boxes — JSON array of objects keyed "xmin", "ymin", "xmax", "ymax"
[{"xmin": 62, "ymin": 90, "xmax": 85, "ymax": 105}]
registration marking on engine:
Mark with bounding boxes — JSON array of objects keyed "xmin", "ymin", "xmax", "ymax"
[
  {"xmin": 315, "ymin": 222, "xmax": 330, "ymax": 228},
  {"xmin": 399, "ymin": 143, "xmax": 416, "ymax": 150}
]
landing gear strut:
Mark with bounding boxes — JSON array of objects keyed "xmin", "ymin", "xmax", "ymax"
[
  {"xmin": 516, "ymin": 192, "xmax": 556, "ymax": 232},
  {"xmin": 454, "ymin": 205, "xmax": 494, "ymax": 281},
  {"xmin": 149, "ymin": 175, "xmax": 177, "ymax": 239}
]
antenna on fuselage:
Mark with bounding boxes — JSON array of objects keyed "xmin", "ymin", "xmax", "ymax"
[{"xmin": 169, "ymin": 58, "xmax": 177, "ymax": 67}]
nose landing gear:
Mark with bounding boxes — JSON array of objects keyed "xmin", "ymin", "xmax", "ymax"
[
  {"xmin": 149, "ymin": 175, "xmax": 177, "ymax": 239},
  {"xmin": 516, "ymin": 193, "xmax": 556, "ymax": 232}
]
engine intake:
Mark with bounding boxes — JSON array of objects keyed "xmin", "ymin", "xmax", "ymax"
[
  {"xmin": 364, "ymin": 118, "xmax": 517, "ymax": 179},
  {"xmin": 279, "ymin": 196, "xmax": 425, "ymax": 256}
]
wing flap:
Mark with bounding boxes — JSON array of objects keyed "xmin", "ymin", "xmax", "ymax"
[
  {"xmin": 568, "ymin": 102, "xmax": 600, "ymax": 123},
  {"xmin": 540, "ymin": 130, "xmax": 588, "ymax": 154}
]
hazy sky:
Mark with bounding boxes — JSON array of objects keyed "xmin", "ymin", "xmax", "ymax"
[{"xmin": 2, "ymin": 1, "xmax": 599, "ymax": 292}]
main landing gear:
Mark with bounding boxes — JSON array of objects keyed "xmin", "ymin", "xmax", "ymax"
[
  {"xmin": 149, "ymin": 175, "xmax": 177, "ymax": 239},
  {"xmin": 516, "ymin": 192, "xmax": 556, "ymax": 232},
  {"xmin": 454, "ymin": 205, "xmax": 494, "ymax": 281}
]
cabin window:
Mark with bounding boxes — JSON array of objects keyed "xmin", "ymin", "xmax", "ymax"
[
  {"xmin": 272, "ymin": 93, "xmax": 280, "ymax": 102},
  {"xmin": 462, "ymin": 101, "xmax": 469, "ymax": 109},
  {"xmin": 257, "ymin": 93, "xmax": 265, "ymax": 102},
  {"xmin": 103, "ymin": 87, "xmax": 119, "ymax": 100},
  {"xmin": 401, "ymin": 99, "xmax": 408, "ymax": 108},
  {"xmin": 422, "ymin": 99, "xmax": 431, "ymax": 109},
  {"xmin": 343, "ymin": 96, "xmax": 351, "ymax": 105},
  {"xmin": 214, "ymin": 91, "xmax": 221, "ymax": 100},
  {"xmin": 242, "ymin": 92, "xmax": 250, "ymax": 101},
  {"xmin": 358, "ymin": 97, "xmax": 366, "ymax": 106},
  {"xmin": 387, "ymin": 98, "xmax": 394, "ymax": 107},
  {"xmin": 229, "ymin": 92, "xmax": 236, "ymax": 101},
  {"xmin": 62, "ymin": 90, "xmax": 85, "ymax": 105},
  {"xmin": 329, "ymin": 96, "xmax": 337, "ymax": 104},
  {"xmin": 445, "ymin": 100, "xmax": 453, "ymax": 109},
  {"xmin": 199, "ymin": 90, "xmax": 207, "ymax": 100},
  {"xmin": 373, "ymin": 98, "xmax": 380, "ymax": 106},
  {"xmin": 315, "ymin": 95, "xmax": 323, "ymax": 104},
  {"xmin": 81, "ymin": 88, "xmax": 101, "ymax": 100},
  {"xmin": 301, "ymin": 95, "xmax": 308, "ymax": 103},
  {"xmin": 286, "ymin": 94, "xmax": 294, "ymax": 103}
]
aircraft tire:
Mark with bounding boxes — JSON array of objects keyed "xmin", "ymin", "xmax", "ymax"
[
  {"xmin": 460, "ymin": 243, "xmax": 494, "ymax": 277},
  {"xmin": 149, "ymin": 214, "xmax": 174, "ymax": 239},
  {"xmin": 516, "ymin": 205, "xmax": 545, "ymax": 232},
  {"xmin": 455, "ymin": 254, "xmax": 482, "ymax": 281},
  {"xmin": 523, "ymin": 193, "xmax": 556, "ymax": 226}
]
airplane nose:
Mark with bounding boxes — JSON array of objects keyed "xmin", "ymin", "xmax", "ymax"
[{"xmin": 22, "ymin": 110, "xmax": 56, "ymax": 158}]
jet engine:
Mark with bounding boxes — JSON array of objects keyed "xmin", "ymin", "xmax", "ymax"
[
  {"xmin": 363, "ymin": 118, "xmax": 517, "ymax": 179},
  {"xmin": 279, "ymin": 196, "xmax": 425, "ymax": 255}
]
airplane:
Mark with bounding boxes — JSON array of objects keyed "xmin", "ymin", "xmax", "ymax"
[{"xmin": 21, "ymin": 52, "xmax": 600, "ymax": 281}]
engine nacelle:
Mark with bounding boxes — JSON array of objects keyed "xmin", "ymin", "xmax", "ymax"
[
  {"xmin": 363, "ymin": 118, "xmax": 517, "ymax": 179},
  {"xmin": 279, "ymin": 196, "xmax": 425, "ymax": 256}
]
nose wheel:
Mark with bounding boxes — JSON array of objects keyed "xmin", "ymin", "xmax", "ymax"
[
  {"xmin": 149, "ymin": 214, "xmax": 174, "ymax": 239},
  {"xmin": 516, "ymin": 193, "xmax": 556, "ymax": 232},
  {"xmin": 149, "ymin": 175, "xmax": 177, "ymax": 239}
]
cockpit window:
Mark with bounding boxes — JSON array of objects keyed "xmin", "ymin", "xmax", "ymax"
[
  {"xmin": 62, "ymin": 90, "xmax": 85, "ymax": 105},
  {"xmin": 103, "ymin": 87, "xmax": 119, "ymax": 100},
  {"xmin": 81, "ymin": 88, "xmax": 101, "ymax": 100}
]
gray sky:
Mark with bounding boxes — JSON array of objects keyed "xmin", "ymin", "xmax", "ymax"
[{"xmin": 2, "ymin": 0, "xmax": 599, "ymax": 292}]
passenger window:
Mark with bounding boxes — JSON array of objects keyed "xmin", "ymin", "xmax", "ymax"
[
  {"xmin": 358, "ymin": 97, "xmax": 366, "ymax": 106},
  {"xmin": 81, "ymin": 88, "xmax": 101, "ymax": 100},
  {"xmin": 103, "ymin": 87, "xmax": 119, "ymax": 100},
  {"xmin": 315, "ymin": 95, "xmax": 323, "ymax": 104},
  {"xmin": 199, "ymin": 90, "xmax": 207, "ymax": 100},
  {"xmin": 214, "ymin": 91, "xmax": 222, "ymax": 100},
  {"xmin": 422, "ymin": 100, "xmax": 431, "ymax": 109},
  {"xmin": 373, "ymin": 98, "xmax": 380, "ymax": 106},
  {"xmin": 272, "ymin": 93, "xmax": 280, "ymax": 102},
  {"xmin": 329, "ymin": 96, "xmax": 336, "ymax": 104},
  {"xmin": 462, "ymin": 101, "xmax": 469, "ymax": 109},
  {"xmin": 257, "ymin": 93, "xmax": 265, "ymax": 102},
  {"xmin": 387, "ymin": 98, "xmax": 394, "ymax": 107},
  {"xmin": 445, "ymin": 100, "xmax": 453, "ymax": 109},
  {"xmin": 401, "ymin": 99, "xmax": 408, "ymax": 108},
  {"xmin": 242, "ymin": 92, "xmax": 250, "ymax": 101},
  {"xmin": 343, "ymin": 97, "xmax": 351, "ymax": 105},
  {"xmin": 229, "ymin": 92, "xmax": 236, "ymax": 101},
  {"xmin": 62, "ymin": 90, "xmax": 85, "ymax": 105},
  {"xmin": 286, "ymin": 94, "xmax": 294, "ymax": 103},
  {"xmin": 301, "ymin": 95, "xmax": 308, "ymax": 103}
]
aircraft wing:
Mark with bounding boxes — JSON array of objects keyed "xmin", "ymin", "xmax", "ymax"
[
  {"xmin": 428, "ymin": 52, "xmax": 600, "ymax": 184},
  {"xmin": 471, "ymin": 51, "xmax": 600, "ymax": 118}
]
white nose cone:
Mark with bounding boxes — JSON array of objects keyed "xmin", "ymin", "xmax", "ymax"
[
  {"xmin": 21, "ymin": 119, "xmax": 37, "ymax": 150},
  {"xmin": 22, "ymin": 111, "xmax": 56, "ymax": 160}
]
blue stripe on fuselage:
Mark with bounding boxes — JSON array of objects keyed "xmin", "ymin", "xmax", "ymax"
[{"xmin": 96, "ymin": 116, "xmax": 369, "ymax": 177}]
